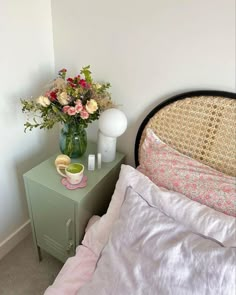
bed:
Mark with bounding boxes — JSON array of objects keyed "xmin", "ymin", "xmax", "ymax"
[{"xmin": 45, "ymin": 90, "xmax": 236, "ymax": 295}]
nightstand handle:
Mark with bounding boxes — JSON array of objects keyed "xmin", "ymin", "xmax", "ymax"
[{"xmin": 66, "ymin": 218, "xmax": 74, "ymax": 253}]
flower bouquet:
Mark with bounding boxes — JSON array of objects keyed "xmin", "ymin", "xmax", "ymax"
[{"xmin": 21, "ymin": 66, "xmax": 114, "ymax": 157}]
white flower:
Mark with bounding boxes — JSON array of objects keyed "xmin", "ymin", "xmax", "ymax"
[
  {"xmin": 95, "ymin": 83, "xmax": 102, "ymax": 89},
  {"xmin": 53, "ymin": 78, "xmax": 66, "ymax": 90},
  {"xmin": 86, "ymin": 99, "xmax": 98, "ymax": 114},
  {"xmin": 36, "ymin": 96, "xmax": 51, "ymax": 107},
  {"xmin": 58, "ymin": 92, "xmax": 69, "ymax": 105}
]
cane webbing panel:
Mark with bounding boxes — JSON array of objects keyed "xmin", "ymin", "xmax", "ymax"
[{"xmin": 139, "ymin": 96, "xmax": 236, "ymax": 177}]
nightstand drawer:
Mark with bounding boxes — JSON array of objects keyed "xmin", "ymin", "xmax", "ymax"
[{"xmin": 27, "ymin": 180, "xmax": 75, "ymax": 262}]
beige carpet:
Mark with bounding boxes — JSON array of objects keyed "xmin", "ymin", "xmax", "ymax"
[{"xmin": 0, "ymin": 234, "xmax": 63, "ymax": 295}]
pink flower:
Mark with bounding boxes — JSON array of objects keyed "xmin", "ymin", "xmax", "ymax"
[
  {"xmin": 45, "ymin": 91, "xmax": 51, "ymax": 98},
  {"xmin": 59, "ymin": 68, "xmax": 67, "ymax": 73},
  {"xmin": 49, "ymin": 91, "xmax": 57, "ymax": 101},
  {"xmin": 69, "ymin": 83, "xmax": 77, "ymax": 88},
  {"xmin": 62, "ymin": 105, "xmax": 70, "ymax": 113},
  {"xmin": 80, "ymin": 108, "xmax": 89, "ymax": 119},
  {"xmin": 79, "ymin": 79, "xmax": 87, "ymax": 88},
  {"xmin": 67, "ymin": 107, "xmax": 76, "ymax": 116},
  {"xmin": 75, "ymin": 100, "xmax": 83, "ymax": 113}
]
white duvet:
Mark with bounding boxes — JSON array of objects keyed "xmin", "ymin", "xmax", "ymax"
[{"xmin": 78, "ymin": 165, "xmax": 236, "ymax": 295}]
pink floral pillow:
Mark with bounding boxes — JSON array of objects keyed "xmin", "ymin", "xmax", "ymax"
[{"xmin": 138, "ymin": 128, "xmax": 236, "ymax": 217}]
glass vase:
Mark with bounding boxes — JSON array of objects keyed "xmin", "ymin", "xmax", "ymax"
[{"xmin": 59, "ymin": 123, "xmax": 87, "ymax": 158}]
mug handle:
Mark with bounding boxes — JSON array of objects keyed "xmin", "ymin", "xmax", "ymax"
[{"xmin": 56, "ymin": 164, "xmax": 68, "ymax": 177}]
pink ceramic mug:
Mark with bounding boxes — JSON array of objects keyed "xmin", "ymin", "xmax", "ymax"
[{"xmin": 57, "ymin": 163, "xmax": 84, "ymax": 185}]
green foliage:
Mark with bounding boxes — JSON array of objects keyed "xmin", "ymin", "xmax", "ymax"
[
  {"xmin": 21, "ymin": 99, "xmax": 65, "ymax": 132},
  {"xmin": 80, "ymin": 65, "xmax": 92, "ymax": 83}
]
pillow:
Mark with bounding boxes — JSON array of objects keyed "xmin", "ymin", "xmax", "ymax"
[
  {"xmin": 138, "ymin": 128, "xmax": 236, "ymax": 217},
  {"xmin": 79, "ymin": 186, "xmax": 236, "ymax": 295},
  {"xmin": 82, "ymin": 165, "xmax": 235, "ymax": 259}
]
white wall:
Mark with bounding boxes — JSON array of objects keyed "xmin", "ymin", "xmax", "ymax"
[
  {"xmin": 0, "ymin": 0, "xmax": 57, "ymax": 252},
  {"xmin": 51, "ymin": 0, "xmax": 235, "ymax": 165}
]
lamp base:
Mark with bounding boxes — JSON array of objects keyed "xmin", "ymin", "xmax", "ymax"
[{"xmin": 97, "ymin": 132, "xmax": 117, "ymax": 163}]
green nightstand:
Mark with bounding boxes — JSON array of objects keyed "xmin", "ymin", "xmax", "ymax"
[{"xmin": 23, "ymin": 142, "xmax": 125, "ymax": 263}]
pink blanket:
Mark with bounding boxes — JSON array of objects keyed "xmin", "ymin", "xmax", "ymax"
[{"xmin": 44, "ymin": 246, "xmax": 98, "ymax": 295}]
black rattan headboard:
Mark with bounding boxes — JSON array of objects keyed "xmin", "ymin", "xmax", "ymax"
[{"xmin": 135, "ymin": 90, "xmax": 236, "ymax": 176}]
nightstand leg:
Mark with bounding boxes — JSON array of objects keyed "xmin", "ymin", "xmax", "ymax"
[{"xmin": 37, "ymin": 245, "xmax": 42, "ymax": 262}]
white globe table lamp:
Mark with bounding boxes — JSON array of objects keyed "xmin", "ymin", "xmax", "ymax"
[{"xmin": 97, "ymin": 108, "xmax": 127, "ymax": 162}]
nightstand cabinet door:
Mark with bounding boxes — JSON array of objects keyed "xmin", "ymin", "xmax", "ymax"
[{"xmin": 27, "ymin": 180, "xmax": 75, "ymax": 262}]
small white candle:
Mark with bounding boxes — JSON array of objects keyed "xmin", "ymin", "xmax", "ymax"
[
  {"xmin": 88, "ymin": 154, "xmax": 95, "ymax": 171},
  {"xmin": 97, "ymin": 153, "xmax": 102, "ymax": 169}
]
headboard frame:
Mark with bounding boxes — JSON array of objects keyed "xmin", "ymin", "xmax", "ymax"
[{"xmin": 135, "ymin": 90, "xmax": 236, "ymax": 177}]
